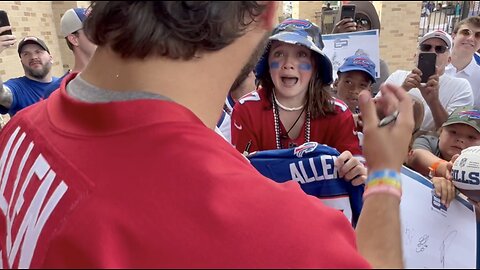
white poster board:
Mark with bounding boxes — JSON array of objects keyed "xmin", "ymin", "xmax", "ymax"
[
  {"xmin": 400, "ymin": 166, "xmax": 477, "ymax": 268},
  {"xmin": 322, "ymin": 30, "xmax": 380, "ymax": 81}
]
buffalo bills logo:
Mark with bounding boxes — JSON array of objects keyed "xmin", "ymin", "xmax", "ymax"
[
  {"xmin": 458, "ymin": 110, "xmax": 480, "ymax": 120},
  {"xmin": 293, "ymin": 142, "xmax": 318, "ymax": 158},
  {"xmin": 353, "ymin": 57, "xmax": 375, "ymax": 69},
  {"xmin": 278, "ymin": 19, "xmax": 313, "ymax": 30}
]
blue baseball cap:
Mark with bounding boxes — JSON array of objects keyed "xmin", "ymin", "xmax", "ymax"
[
  {"xmin": 337, "ymin": 55, "xmax": 376, "ymax": 83},
  {"xmin": 254, "ymin": 19, "xmax": 333, "ymax": 84}
]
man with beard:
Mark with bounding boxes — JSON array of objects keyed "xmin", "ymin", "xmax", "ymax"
[{"xmin": 0, "ymin": 35, "xmax": 58, "ymax": 116}]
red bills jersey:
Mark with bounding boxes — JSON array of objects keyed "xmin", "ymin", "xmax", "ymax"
[
  {"xmin": 231, "ymin": 88, "xmax": 362, "ymax": 155},
  {"xmin": 0, "ymin": 73, "xmax": 370, "ymax": 268}
]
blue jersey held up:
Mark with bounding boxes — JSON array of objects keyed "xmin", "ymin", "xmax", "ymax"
[{"xmin": 248, "ymin": 142, "xmax": 364, "ymax": 226}]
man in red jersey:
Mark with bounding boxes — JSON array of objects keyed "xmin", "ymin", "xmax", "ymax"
[{"xmin": 0, "ymin": 1, "xmax": 411, "ymax": 268}]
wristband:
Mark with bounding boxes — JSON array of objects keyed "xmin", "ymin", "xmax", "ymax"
[
  {"xmin": 366, "ymin": 169, "xmax": 402, "ymax": 185},
  {"xmin": 363, "ymin": 185, "xmax": 402, "ymax": 201},
  {"xmin": 363, "ymin": 169, "xmax": 402, "ymax": 201},
  {"xmin": 366, "ymin": 177, "xmax": 402, "ymax": 190},
  {"xmin": 428, "ymin": 159, "xmax": 447, "ymax": 178}
]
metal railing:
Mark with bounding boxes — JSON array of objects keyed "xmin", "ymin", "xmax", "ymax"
[
  {"xmin": 419, "ymin": 1, "xmax": 479, "ymax": 37},
  {"xmin": 313, "ymin": 2, "xmax": 480, "ymax": 37}
]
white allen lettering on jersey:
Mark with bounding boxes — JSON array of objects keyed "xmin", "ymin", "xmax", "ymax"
[
  {"xmin": 289, "ymin": 156, "xmax": 339, "ymax": 184},
  {"xmin": 0, "ymin": 126, "xmax": 68, "ymax": 268}
]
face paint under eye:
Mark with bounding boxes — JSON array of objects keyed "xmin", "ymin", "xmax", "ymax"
[
  {"xmin": 270, "ymin": 61, "xmax": 280, "ymax": 69},
  {"xmin": 299, "ymin": 63, "xmax": 312, "ymax": 71}
]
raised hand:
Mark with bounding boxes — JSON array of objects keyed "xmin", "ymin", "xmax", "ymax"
[
  {"xmin": 401, "ymin": 68, "xmax": 422, "ymax": 92},
  {"xmin": 335, "ymin": 150, "xmax": 367, "ymax": 186},
  {"xmin": 359, "ymin": 83, "xmax": 415, "ymax": 172},
  {"xmin": 0, "ymin": 26, "xmax": 16, "ymax": 54},
  {"xmin": 331, "ymin": 18, "xmax": 357, "ymax": 33}
]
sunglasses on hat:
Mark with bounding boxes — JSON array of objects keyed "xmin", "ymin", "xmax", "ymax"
[{"xmin": 419, "ymin": 43, "xmax": 449, "ymax": 54}]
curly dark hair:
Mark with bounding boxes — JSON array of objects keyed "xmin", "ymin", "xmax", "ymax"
[{"xmin": 83, "ymin": 1, "xmax": 266, "ymax": 60}]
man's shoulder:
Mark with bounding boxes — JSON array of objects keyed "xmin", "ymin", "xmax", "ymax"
[
  {"xmin": 331, "ymin": 97, "xmax": 349, "ymax": 113},
  {"xmin": 235, "ymin": 88, "xmax": 269, "ymax": 114},
  {"xmin": 388, "ymin": 70, "xmax": 409, "ymax": 80},
  {"xmin": 237, "ymin": 89, "xmax": 263, "ymax": 105},
  {"xmin": 442, "ymin": 73, "xmax": 471, "ymax": 88},
  {"xmin": 4, "ymin": 76, "xmax": 29, "ymax": 85}
]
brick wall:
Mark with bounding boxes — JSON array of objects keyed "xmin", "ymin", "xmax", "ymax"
[
  {"xmin": 375, "ymin": 1, "xmax": 423, "ymax": 72},
  {"xmin": 292, "ymin": 1, "xmax": 324, "ymax": 23}
]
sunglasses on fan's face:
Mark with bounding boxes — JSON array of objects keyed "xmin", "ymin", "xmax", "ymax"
[
  {"xmin": 457, "ymin": 28, "xmax": 480, "ymax": 40},
  {"xmin": 419, "ymin": 43, "xmax": 449, "ymax": 54},
  {"xmin": 355, "ymin": 18, "xmax": 370, "ymax": 26}
]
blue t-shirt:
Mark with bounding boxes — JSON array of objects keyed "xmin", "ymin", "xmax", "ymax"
[
  {"xmin": 247, "ymin": 142, "xmax": 364, "ymax": 227},
  {"xmin": 2, "ymin": 76, "xmax": 59, "ymax": 116},
  {"xmin": 43, "ymin": 71, "xmax": 70, "ymax": 99}
]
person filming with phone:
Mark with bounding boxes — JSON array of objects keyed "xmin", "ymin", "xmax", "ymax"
[
  {"xmin": 0, "ymin": 11, "xmax": 59, "ymax": 116},
  {"xmin": 331, "ymin": 2, "xmax": 390, "ymax": 97},
  {"xmin": 377, "ymin": 30, "xmax": 473, "ymax": 133}
]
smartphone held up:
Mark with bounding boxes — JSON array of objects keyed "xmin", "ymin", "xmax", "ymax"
[
  {"xmin": 417, "ymin": 52, "xmax": 436, "ymax": 83},
  {"xmin": 0, "ymin": 10, "xmax": 12, "ymax": 36},
  {"xmin": 340, "ymin": 4, "xmax": 356, "ymax": 20}
]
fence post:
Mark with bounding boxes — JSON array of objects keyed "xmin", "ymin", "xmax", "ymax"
[{"xmin": 461, "ymin": 1, "xmax": 470, "ymax": 20}]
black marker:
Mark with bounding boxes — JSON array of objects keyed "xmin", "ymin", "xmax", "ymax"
[{"xmin": 243, "ymin": 140, "xmax": 252, "ymax": 156}]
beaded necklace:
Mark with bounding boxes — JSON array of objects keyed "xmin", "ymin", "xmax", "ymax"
[{"xmin": 272, "ymin": 92, "xmax": 311, "ymax": 149}]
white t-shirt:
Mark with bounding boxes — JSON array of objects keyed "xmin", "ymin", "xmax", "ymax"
[
  {"xmin": 445, "ymin": 57, "xmax": 480, "ymax": 107},
  {"xmin": 379, "ymin": 70, "xmax": 473, "ymax": 131}
]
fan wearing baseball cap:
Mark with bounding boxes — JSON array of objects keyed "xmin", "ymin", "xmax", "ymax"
[
  {"xmin": 0, "ymin": 32, "xmax": 59, "ymax": 116},
  {"xmin": 407, "ymin": 106, "xmax": 480, "ymax": 206},
  {"xmin": 333, "ymin": 54, "xmax": 376, "ymax": 114},
  {"xmin": 331, "ymin": 2, "xmax": 390, "ymax": 97},
  {"xmin": 43, "ymin": 7, "xmax": 96, "ymax": 99},
  {"xmin": 378, "ymin": 29, "xmax": 474, "ymax": 132},
  {"xmin": 231, "ymin": 19, "xmax": 367, "ymax": 187}
]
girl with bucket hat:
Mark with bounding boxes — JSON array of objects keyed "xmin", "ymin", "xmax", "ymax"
[{"xmin": 231, "ymin": 19, "xmax": 366, "ymax": 186}]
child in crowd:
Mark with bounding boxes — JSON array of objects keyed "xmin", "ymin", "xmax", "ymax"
[
  {"xmin": 231, "ymin": 18, "xmax": 366, "ymax": 186},
  {"xmin": 333, "ymin": 55, "xmax": 376, "ymax": 115},
  {"xmin": 407, "ymin": 106, "xmax": 480, "ymax": 206},
  {"xmin": 332, "ymin": 55, "xmax": 376, "ymax": 139},
  {"xmin": 332, "ymin": 55, "xmax": 424, "ymax": 151}
]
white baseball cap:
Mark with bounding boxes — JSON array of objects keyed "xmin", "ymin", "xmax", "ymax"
[
  {"xmin": 419, "ymin": 30, "xmax": 453, "ymax": 49},
  {"xmin": 60, "ymin": 8, "xmax": 88, "ymax": 37}
]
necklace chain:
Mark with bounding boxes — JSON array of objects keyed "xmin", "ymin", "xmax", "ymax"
[{"xmin": 273, "ymin": 93, "xmax": 310, "ymax": 149}]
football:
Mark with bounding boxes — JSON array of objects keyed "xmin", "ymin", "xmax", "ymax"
[{"xmin": 451, "ymin": 146, "xmax": 480, "ymax": 202}]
